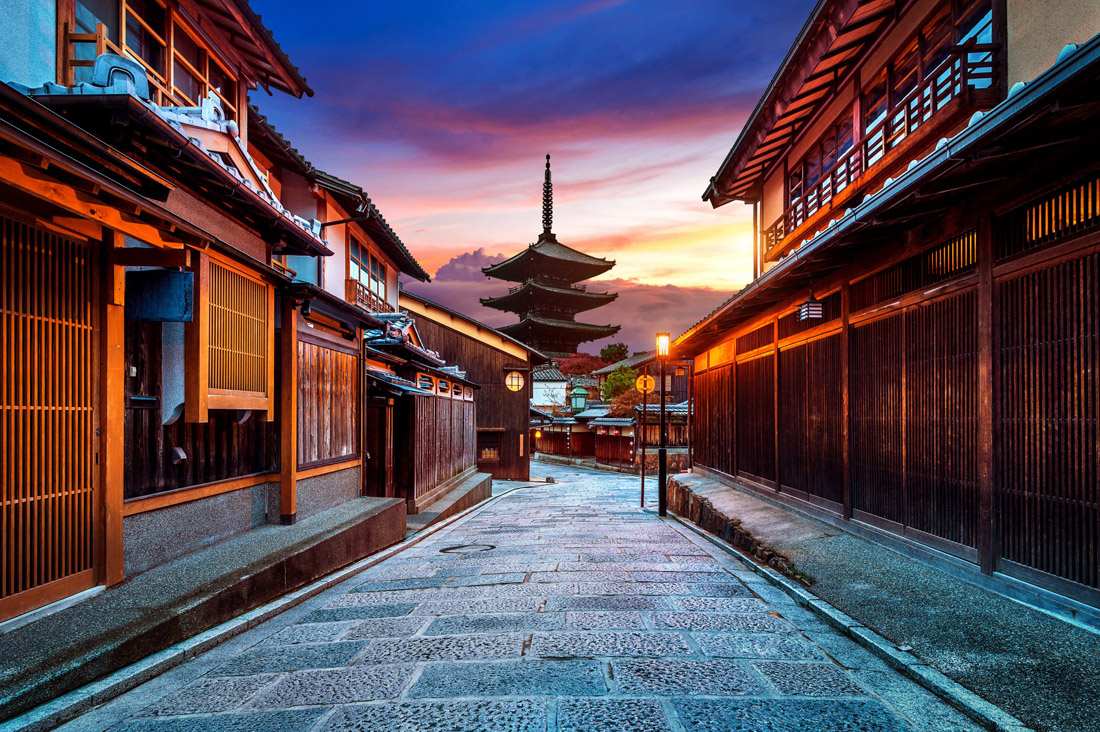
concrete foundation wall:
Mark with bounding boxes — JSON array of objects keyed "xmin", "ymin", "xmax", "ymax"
[
  {"xmin": 122, "ymin": 482, "xmax": 278, "ymax": 576},
  {"xmin": 296, "ymin": 467, "xmax": 361, "ymax": 521}
]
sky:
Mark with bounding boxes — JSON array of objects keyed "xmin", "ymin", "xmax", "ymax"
[{"xmin": 252, "ymin": 0, "xmax": 814, "ymax": 353}]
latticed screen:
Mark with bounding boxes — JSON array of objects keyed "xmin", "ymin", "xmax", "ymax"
[
  {"xmin": 996, "ymin": 172, "xmax": 1100, "ymax": 260},
  {"xmin": 208, "ymin": 262, "xmax": 268, "ymax": 394},
  {"xmin": 850, "ymin": 229, "xmax": 977, "ymax": 312}
]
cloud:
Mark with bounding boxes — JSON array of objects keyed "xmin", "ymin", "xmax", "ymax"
[{"xmin": 402, "ymin": 249, "xmax": 733, "ymax": 354}]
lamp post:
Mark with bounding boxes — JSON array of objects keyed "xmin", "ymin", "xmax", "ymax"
[{"xmin": 656, "ymin": 332, "xmax": 670, "ymax": 516}]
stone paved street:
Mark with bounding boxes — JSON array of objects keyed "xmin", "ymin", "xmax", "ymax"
[{"xmin": 59, "ymin": 465, "xmax": 982, "ymax": 732}]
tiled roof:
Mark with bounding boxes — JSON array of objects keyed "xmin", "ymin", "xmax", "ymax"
[
  {"xmin": 574, "ymin": 406, "xmax": 611, "ymax": 420},
  {"xmin": 590, "ymin": 417, "xmax": 635, "ymax": 427},
  {"xmin": 499, "ymin": 315, "xmax": 620, "ymax": 334},
  {"xmin": 533, "ymin": 365, "xmax": 567, "ymax": 381},
  {"xmin": 636, "ymin": 401, "xmax": 691, "ymax": 415},
  {"xmin": 592, "ymin": 351, "xmax": 655, "ymax": 375}
]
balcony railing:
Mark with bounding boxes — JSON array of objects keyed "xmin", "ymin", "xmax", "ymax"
[
  {"xmin": 346, "ymin": 278, "xmax": 395, "ymax": 314},
  {"xmin": 764, "ymin": 43, "xmax": 1000, "ymax": 257}
]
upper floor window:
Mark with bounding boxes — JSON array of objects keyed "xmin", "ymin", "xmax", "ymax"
[
  {"xmin": 350, "ymin": 236, "xmax": 388, "ymax": 302},
  {"xmin": 787, "ymin": 114, "xmax": 854, "ymax": 212}
]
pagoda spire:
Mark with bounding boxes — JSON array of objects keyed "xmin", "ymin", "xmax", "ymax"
[{"xmin": 542, "ymin": 154, "xmax": 553, "ymax": 236}]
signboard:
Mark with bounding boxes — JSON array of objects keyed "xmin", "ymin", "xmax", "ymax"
[{"xmin": 635, "ymin": 374, "xmax": 655, "ymax": 394}]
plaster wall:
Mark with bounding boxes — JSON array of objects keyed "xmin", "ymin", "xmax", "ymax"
[
  {"xmin": 1007, "ymin": 0, "xmax": 1100, "ymax": 86},
  {"xmin": 0, "ymin": 0, "xmax": 56, "ymax": 88}
]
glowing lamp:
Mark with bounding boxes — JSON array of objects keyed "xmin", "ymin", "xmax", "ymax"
[
  {"xmin": 656, "ymin": 332, "xmax": 670, "ymax": 358},
  {"xmin": 534, "ymin": 429, "xmax": 542, "ymax": 439},
  {"xmin": 505, "ymin": 371, "xmax": 525, "ymax": 391}
]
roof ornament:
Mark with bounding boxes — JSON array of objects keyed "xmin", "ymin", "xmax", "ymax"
[{"xmin": 542, "ymin": 154, "xmax": 553, "ymax": 235}]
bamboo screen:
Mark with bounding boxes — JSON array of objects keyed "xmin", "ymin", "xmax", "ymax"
[
  {"xmin": 1, "ymin": 217, "xmax": 98, "ymax": 613},
  {"xmin": 209, "ymin": 261, "xmax": 268, "ymax": 395}
]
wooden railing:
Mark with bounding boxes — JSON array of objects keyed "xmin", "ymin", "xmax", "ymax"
[
  {"xmin": 764, "ymin": 44, "xmax": 1000, "ymax": 255},
  {"xmin": 346, "ymin": 278, "xmax": 395, "ymax": 314},
  {"xmin": 64, "ymin": 23, "xmax": 186, "ymax": 108}
]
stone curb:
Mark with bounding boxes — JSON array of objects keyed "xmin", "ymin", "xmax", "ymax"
[
  {"xmin": 0, "ymin": 486, "xmax": 530, "ymax": 732},
  {"xmin": 664, "ymin": 510, "xmax": 1032, "ymax": 732}
]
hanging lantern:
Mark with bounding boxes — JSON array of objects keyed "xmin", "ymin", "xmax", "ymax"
[
  {"xmin": 569, "ymin": 385, "xmax": 588, "ymax": 412},
  {"xmin": 534, "ymin": 429, "xmax": 542, "ymax": 439},
  {"xmin": 799, "ymin": 289, "xmax": 823, "ymax": 321}
]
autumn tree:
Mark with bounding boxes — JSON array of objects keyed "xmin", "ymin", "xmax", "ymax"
[{"xmin": 557, "ymin": 353, "xmax": 607, "ymax": 375}]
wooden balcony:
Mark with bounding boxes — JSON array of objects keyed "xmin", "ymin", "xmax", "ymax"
[
  {"xmin": 346, "ymin": 278, "xmax": 395, "ymax": 314},
  {"xmin": 763, "ymin": 44, "xmax": 1001, "ymax": 263}
]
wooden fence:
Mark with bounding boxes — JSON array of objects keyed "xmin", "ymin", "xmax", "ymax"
[{"xmin": 297, "ymin": 340, "xmax": 358, "ymax": 468}]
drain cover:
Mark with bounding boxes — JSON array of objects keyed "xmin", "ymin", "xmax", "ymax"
[{"xmin": 439, "ymin": 543, "xmax": 496, "ymax": 554}]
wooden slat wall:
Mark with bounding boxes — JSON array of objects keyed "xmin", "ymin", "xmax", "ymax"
[
  {"xmin": 535, "ymin": 430, "xmax": 569, "ymax": 456},
  {"xmin": 736, "ymin": 355, "xmax": 775, "ymax": 482},
  {"xmin": 851, "ymin": 315, "xmax": 905, "ymax": 523},
  {"xmin": 904, "ymin": 293, "xmax": 980, "ymax": 548},
  {"xmin": 208, "ymin": 261, "xmax": 267, "ymax": 395},
  {"xmin": 123, "ymin": 321, "xmax": 278, "ymax": 499},
  {"xmin": 296, "ymin": 341, "xmax": 358, "ymax": 468},
  {"xmin": 594, "ymin": 434, "xmax": 634, "ymax": 467},
  {"xmin": 1, "ymin": 217, "xmax": 98, "ymax": 609},
  {"xmin": 410, "ymin": 396, "xmax": 476, "ymax": 499},
  {"xmin": 998, "ymin": 253, "xmax": 1100, "ymax": 589},
  {"xmin": 692, "ymin": 365, "xmax": 733, "ymax": 475},
  {"xmin": 779, "ymin": 334, "xmax": 843, "ymax": 504}
]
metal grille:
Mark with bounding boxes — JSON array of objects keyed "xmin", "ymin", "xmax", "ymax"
[
  {"xmin": 998, "ymin": 253, "xmax": 1100, "ymax": 588},
  {"xmin": 735, "ymin": 323, "xmax": 774, "ymax": 355},
  {"xmin": 850, "ymin": 230, "xmax": 977, "ymax": 312},
  {"xmin": 209, "ymin": 262, "xmax": 267, "ymax": 394},
  {"xmin": 778, "ymin": 291, "xmax": 842, "ymax": 339},
  {"xmin": 1, "ymin": 217, "xmax": 98, "ymax": 613},
  {"xmin": 996, "ymin": 171, "xmax": 1100, "ymax": 260},
  {"xmin": 735, "ymin": 355, "xmax": 775, "ymax": 482},
  {"xmin": 778, "ymin": 334, "xmax": 843, "ymax": 504}
]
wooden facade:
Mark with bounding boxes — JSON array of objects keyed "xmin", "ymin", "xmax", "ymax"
[
  {"xmin": 400, "ymin": 292, "xmax": 543, "ymax": 481},
  {"xmin": 685, "ymin": 0, "xmax": 1100, "ymax": 607},
  {"xmin": 396, "ymin": 394, "xmax": 476, "ymax": 512}
]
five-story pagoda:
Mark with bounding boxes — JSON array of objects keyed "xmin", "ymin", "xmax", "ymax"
[{"xmin": 482, "ymin": 155, "xmax": 620, "ymax": 356}]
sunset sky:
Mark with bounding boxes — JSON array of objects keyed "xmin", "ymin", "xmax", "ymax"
[{"xmin": 252, "ymin": 0, "xmax": 814, "ymax": 353}]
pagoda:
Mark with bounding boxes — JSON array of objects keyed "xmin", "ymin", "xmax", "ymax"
[{"xmin": 482, "ymin": 155, "xmax": 620, "ymax": 357}]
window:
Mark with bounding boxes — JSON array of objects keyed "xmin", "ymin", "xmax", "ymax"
[
  {"xmin": 787, "ymin": 115, "xmax": 855, "ymax": 218},
  {"xmin": 505, "ymin": 371, "xmax": 525, "ymax": 392},
  {"xmin": 125, "ymin": 0, "xmax": 167, "ymax": 81},
  {"xmin": 350, "ymin": 236, "xmax": 388, "ymax": 304},
  {"xmin": 477, "ymin": 432, "xmax": 501, "ymax": 462}
]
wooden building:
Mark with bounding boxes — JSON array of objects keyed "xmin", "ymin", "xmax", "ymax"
[
  {"xmin": 0, "ymin": 0, "xmax": 472, "ymax": 626},
  {"xmin": 680, "ymin": 0, "xmax": 1100, "ymax": 610},
  {"xmin": 482, "ymin": 156, "xmax": 620, "ymax": 356},
  {"xmin": 400, "ymin": 290, "xmax": 547, "ymax": 481},
  {"xmin": 592, "ymin": 351, "xmax": 691, "ymax": 403}
]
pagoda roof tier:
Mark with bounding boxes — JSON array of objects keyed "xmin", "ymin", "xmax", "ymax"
[
  {"xmin": 497, "ymin": 315, "xmax": 620, "ymax": 348},
  {"xmin": 482, "ymin": 233, "xmax": 614, "ymax": 284},
  {"xmin": 480, "ymin": 279, "xmax": 618, "ymax": 314}
]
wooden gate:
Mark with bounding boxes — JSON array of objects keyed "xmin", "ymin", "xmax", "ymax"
[{"xmin": 0, "ymin": 216, "xmax": 100, "ymax": 622}]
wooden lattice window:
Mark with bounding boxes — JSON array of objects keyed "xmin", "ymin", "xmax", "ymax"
[
  {"xmin": 186, "ymin": 254, "xmax": 274, "ymax": 421},
  {"xmin": 995, "ymin": 172, "xmax": 1100, "ymax": 260}
]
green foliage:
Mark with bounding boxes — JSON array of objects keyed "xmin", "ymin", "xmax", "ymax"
[
  {"xmin": 601, "ymin": 366, "xmax": 638, "ymax": 401},
  {"xmin": 599, "ymin": 342, "xmax": 629, "ymax": 363}
]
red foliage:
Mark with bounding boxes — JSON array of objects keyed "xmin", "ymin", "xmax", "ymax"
[{"xmin": 556, "ymin": 353, "xmax": 608, "ymax": 375}]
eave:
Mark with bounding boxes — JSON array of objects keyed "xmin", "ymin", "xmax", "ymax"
[
  {"xmin": 482, "ymin": 238, "xmax": 615, "ymax": 284},
  {"xmin": 480, "ymin": 280, "xmax": 618, "ymax": 314},
  {"xmin": 679, "ymin": 35, "xmax": 1100, "ymax": 356}
]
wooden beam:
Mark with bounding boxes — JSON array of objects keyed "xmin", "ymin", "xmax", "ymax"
[
  {"xmin": 976, "ymin": 217, "xmax": 995, "ymax": 574},
  {"xmin": 279, "ymin": 299, "xmax": 299, "ymax": 523},
  {"xmin": 112, "ymin": 247, "xmax": 191, "ymax": 268},
  {"xmin": 101, "ymin": 231, "xmax": 125, "ymax": 586},
  {"xmin": 840, "ymin": 282, "xmax": 852, "ymax": 520},
  {"xmin": 185, "ymin": 253, "xmax": 210, "ymax": 422},
  {"xmin": 0, "ymin": 155, "xmax": 190, "ymax": 249}
]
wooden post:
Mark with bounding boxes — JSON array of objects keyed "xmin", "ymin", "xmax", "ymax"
[
  {"xmin": 640, "ymin": 364, "xmax": 647, "ymax": 505},
  {"xmin": 100, "ymin": 231, "xmax": 125, "ymax": 586},
  {"xmin": 184, "ymin": 253, "xmax": 209, "ymax": 423},
  {"xmin": 841, "ymin": 283, "xmax": 853, "ymax": 520},
  {"xmin": 279, "ymin": 299, "xmax": 298, "ymax": 524},
  {"xmin": 977, "ymin": 217, "xmax": 996, "ymax": 574},
  {"xmin": 773, "ymin": 318, "xmax": 781, "ymax": 491}
]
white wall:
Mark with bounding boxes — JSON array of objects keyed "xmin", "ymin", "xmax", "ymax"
[{"xmin": 533, "ymin": 380, "xmax": 567, "ymax": 409}]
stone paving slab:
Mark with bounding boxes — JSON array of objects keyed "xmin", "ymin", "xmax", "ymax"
[{"xmin": 52, "ymin": 463, "xmax": 987, "ymax": 732}]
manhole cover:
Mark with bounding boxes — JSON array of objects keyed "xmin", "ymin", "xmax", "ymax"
[{"xmin": 439, "ymin": 543, "xmax": 496, "ymax": 554}]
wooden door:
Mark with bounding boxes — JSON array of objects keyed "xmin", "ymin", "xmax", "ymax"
[{"xmin": 0, "ymin": 216, "xmax": 100, "ymax": 623}]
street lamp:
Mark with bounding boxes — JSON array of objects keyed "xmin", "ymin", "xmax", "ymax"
[
  {"xmin": 656, "ymin": 332, "xmax": 670, "ymax": 517},
  {"xmin": 569, "ymin": 385, "xmax": 588, "ymax": 412}
]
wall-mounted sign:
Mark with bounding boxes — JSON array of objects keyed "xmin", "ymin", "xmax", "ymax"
[
  {"xmin": 635, "ymin": 374, "xmax": 655, "ymax": 394},
  {"xmin": 125, "ymin": 270, "xmax": 193, "ymax": 322}
]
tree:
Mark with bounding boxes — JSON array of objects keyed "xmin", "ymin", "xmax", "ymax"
[
  {"xmin": 601, "ymin": 366, "xmax": 638, "ymax": 401},
  {"xmin": 557, "ymin": 353, "xmax": 607, "ymax": 375},
  {"xmin": 600, "ymin": 342, "xmax": 628, "ymax": 363}
]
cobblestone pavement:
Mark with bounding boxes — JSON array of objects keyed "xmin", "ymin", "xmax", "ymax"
[{"xmin": 60, "ymin": 465, "xmax": 982, "ymax": 731}]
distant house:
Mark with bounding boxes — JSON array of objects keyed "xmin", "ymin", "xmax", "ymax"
[
  {"xmin": 592, "ymin": 351, "xmax": 689, "ymax": 402},
  {"xmin": 532, "ymin": 365, "xmax": 568, "ymax": 411}
]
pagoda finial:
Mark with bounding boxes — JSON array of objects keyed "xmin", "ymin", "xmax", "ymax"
[{"xmin": 542, "ymin": 154, "xmax": 553, "ymax": 235}]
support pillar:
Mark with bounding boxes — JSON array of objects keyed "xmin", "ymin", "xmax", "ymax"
[{"xmin": 279, "ymin": 299, "xmax": 298, "ymax": 524}]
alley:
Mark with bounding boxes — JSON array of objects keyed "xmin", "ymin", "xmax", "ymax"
[{"xmin": 59, "ymin": 466, "xmax": 980, "ymax": 732}]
